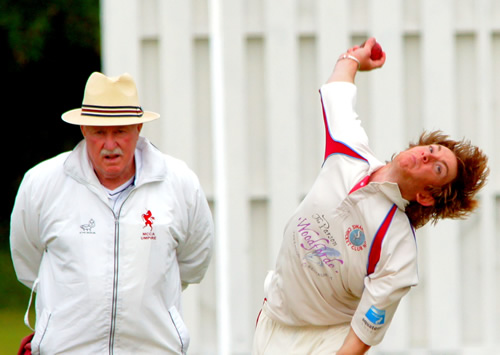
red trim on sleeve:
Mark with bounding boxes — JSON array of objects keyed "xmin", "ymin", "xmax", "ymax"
[
  {"xmin": 367, "ymin": 204, "xmax": 398, "ymax": 275},
  {"xmin": 320, "ymin": 93, "xmax": 367, "ymax": 162},
  {"xmin": 255, "ymin": 298, "xmax": 267, "ymax": 328}
]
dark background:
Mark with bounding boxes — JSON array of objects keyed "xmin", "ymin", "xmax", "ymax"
[{"xmin": 0, "ymin": 0, "xmax": 101, "ymax": 307}]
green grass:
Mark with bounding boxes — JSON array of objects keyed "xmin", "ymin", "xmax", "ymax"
[
  {"xmin": 0, "ymin": 308, "xmax": 33, "ymax": 354},
  {"xmin": 0, "ymin": 249, "xmax": 36, "ymax": 354}
]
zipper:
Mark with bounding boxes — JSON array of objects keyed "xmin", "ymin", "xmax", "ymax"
[
  {"xmin": 107, "ymin": 186, "xmax": 136, "ymax": 354},
  {"xmin": 108, "ymin": 215, "xmax": 120, "ymax": 354}
]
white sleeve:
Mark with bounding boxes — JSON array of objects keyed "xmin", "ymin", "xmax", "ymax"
[
  {"xmin": 10, "ymin": 170, "xmax": 45, "ymax": 289},
  {"xmin": 319, "ymin": 81, "xmax": 369, "ymax": 149},
  {"xmin": 177, "ymin": 172, "xmax": 214, "ymax": 289}
]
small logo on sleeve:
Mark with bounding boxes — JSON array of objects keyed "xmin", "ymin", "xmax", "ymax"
[{"xmin": 365, "ymin": 305, "xmax": 386, "ymax": 325}]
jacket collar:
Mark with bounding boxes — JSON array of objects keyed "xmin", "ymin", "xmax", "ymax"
[
  {"xmin": 367, "ymin": 164, "xmax": 409, "ymax": 211},
  {"xmin": 377, "ymin": 182, "xmax": 410, "ymax": 210}
]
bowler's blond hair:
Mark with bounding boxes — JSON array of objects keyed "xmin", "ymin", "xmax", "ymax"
[{"xmin": 404, "ymin": 131, "xmax": 489, "ymax": 229}]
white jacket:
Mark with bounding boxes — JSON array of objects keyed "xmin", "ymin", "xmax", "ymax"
[{"xmin": 10, "ymin": 137, "xmax": 214, "ymax": 354}]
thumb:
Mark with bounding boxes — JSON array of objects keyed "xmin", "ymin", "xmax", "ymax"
[{"xmin": 361, "ymin": 37, "xmax": 377, "ymax": 51}]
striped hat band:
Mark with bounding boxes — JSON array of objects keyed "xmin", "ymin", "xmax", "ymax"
[{"xmin": 81, "ymin": 104, "xmax": 144, "ymax": 118}]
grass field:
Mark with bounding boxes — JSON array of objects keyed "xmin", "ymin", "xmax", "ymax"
[{"xmin": 0, "ymin": 308, "xmax": 33, "ymax": 355}]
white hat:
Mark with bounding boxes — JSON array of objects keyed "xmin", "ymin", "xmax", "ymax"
[{"xmin": 62, "ymin": 72, "xmax": 159, "ymax": 126}]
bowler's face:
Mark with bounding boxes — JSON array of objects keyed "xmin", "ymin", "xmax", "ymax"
[
  {"xmin": 81, "ymin": 124, "xmax": 142, "ymax": 189},
  {"xmin": 393, "ymin": 144, "xmax": 458, "ymax": 205},
  {"xmin": 395, "ymin": 144, "xmax": 458, "ymax": 186}
]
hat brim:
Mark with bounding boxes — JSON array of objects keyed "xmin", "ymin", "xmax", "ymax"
[{"xmin": 62, "ymin": 108, "xmax": 160, "ymax": 126}]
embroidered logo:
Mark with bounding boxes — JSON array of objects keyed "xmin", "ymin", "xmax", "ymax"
[
  {"xmin": 80, "ymin": 219, "xmax": 96, "ymax": 234},
  {"xmin": 142, "ymin": 210, "xmax": 155, "ymax": 231},
  {"xmin": 141, "ymin": 210, "xmax": 156, "ymax": 240},
  {"xmin": 365, "ymin": 305, "xmax": 386, "ymax": 325},
  {"xmin": 296, "ymin": 216, "xmax": 344, "ymax": 273},
  {"xmin": 312, "ymin": 214, "xmax": 337, "ymax": 246},
  {"xmin": 344, "ymin": 225, "xmax": 367, "ymax": 251},
  {"xmin": 303, "ymin": 246, "xmax": 344, "ymax": 270}
]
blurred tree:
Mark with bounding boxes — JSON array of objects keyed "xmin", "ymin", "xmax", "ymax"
[
  {"xmin": 0, "ymin": 0, "xmax": 101, "ymax": 252},
  {"xmin": 0, "ymin": 0, "xmax": 100, "ymax": 66}
]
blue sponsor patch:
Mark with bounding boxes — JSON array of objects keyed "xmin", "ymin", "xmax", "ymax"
[{"xmin": 365, "ymin": 305, "xmax": 386, "ymax": 325}]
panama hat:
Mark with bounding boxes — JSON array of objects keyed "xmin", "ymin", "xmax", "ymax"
[{"xmin": 62, "ymin": 72, "xmax": 159, "ymax": 126}]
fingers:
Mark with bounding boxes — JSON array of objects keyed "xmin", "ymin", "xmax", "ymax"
[
  {"xmin": 347, "ymin": 38, "xmax": 376, "ymax": 54},
  {"xmin": 348, "ymin": 45, "xmax": 360, "ymax": 53},
  {"xmin": 361, "ymin": 37, "xmax": 377, "ymax": 51},
  {"xmin": 346, "ymin": 37, "xmax": 385, "ymax": 70},
  {"xmin": 370, "ymin": 51, "xmax": 386, "ymax": 68}
]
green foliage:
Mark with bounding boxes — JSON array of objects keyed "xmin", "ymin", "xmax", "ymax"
[
  {"xmin": 0, "ymin": 0, "xmax": 100, "ymax": 66},
  {"xmin": 0, "ymin": 0, "xmax": 101, "ymax": 252}
]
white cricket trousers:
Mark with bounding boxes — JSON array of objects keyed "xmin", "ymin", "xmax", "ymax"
[{"xmin": 252, "ymin": 303, "xmax": 351, "ymax": 355}]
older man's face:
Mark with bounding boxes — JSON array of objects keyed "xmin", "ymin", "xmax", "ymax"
[{"xmin": 81, "ymin": 124, "xmax": 142, "ymax": 189}]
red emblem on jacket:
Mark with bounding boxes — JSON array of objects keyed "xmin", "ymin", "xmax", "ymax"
[{"xmin": 142, "ymin": 210, "xmax": 155, "ymax": 231}]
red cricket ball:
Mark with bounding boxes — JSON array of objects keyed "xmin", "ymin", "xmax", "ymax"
[{"xmin": 370, "ymin": 42, "xmax": 383, "ymax": 60}]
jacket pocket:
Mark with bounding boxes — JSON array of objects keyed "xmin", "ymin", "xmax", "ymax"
[
  {"xmin": 168, "ymin": 306, "xmax": 190, "ymax": 355},
  {"xmin": 31, "ymin": 309, "xmax": 51, "ymax": 355}
]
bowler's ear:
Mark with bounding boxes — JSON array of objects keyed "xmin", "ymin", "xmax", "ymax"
[{"xmin": 416, "ymin": 191, "xmax": 435, "ymax": 207}]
